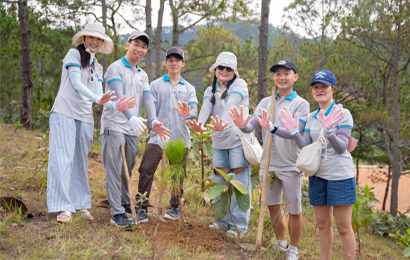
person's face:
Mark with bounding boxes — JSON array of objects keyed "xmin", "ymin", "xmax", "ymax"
[
  {"xmin": 126, "ymin": 38, "xmax": 148, "ymax": 62},
  {"xmin": 273, "ymin": 67, "xmax": 298, "ymax": 90},
  {"xmin": 215, "ymin": 65, "xmax": 235, "ymax": 83},
  {"xmin": 84, "ymin": 36, "xmax": 103, "ymax": 53},
  {"xmin": 165, "ymin": 55, "xmax": 185, "ymax": 74},
  {"xmin": 311, "ymin": 82, "xmax": 334, "ymax": 104}
]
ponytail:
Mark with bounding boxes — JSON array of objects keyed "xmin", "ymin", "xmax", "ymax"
[
  {"xmin": 76, "ymin": 42, "xmax": 91, "ymax": 69},
  {"xmin": 210, "ymin": 74, "xmax": 218, "ymax": 105}
]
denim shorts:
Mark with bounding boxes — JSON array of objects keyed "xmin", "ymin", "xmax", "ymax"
[
  {"xmin": 308, "ymin": 176, "xmax": 357, "ymax": 206},
  {"xmin": 212, "ymin": 145, "xmax": 249, "ymax": 169}
]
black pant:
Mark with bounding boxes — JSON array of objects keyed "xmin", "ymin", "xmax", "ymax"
[{"xmin": 137, "ymin": 143, "xmax": 187, "ymax": 210}]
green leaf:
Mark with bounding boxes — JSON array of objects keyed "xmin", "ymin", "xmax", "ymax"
[
  {"xmin": 251, "ymin": 172, "xmax": 259, "ymax": 191},
  {"xmin": 209, "ymin": 184, "xmax": 227, "ymax": 200},
  {"xmin": 214, "ymin": 168, "xmax": 229, "ymax": 182},
  {"xmin": 227, "ymin": 172, "xmax": 235, "ymax": 180},
  {"xmin": 204, "ymin": 142, "xmax": 213, "ymax": 156},
  {"xmin": 211, "ymin": 192, "xmax": 230, "ymax": 220},
  {"xmin": 233, "ymin": 187, "xmax": 250, "ymax": 213},
  {"xmin": 403, "ymin": 247, "xmax": 410, "ymax": 257},
  {"xmin": 202, "ymin": 182, "xmax": 218, "ymax": 191},
  {"xmin": 230, "ymin": 180, "xmax": 248, "ymax": 194}
]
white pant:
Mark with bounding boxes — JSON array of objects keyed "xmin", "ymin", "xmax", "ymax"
[{"xmin": 47, "ymin": 112, "xmax": 94, "ymax": 213}]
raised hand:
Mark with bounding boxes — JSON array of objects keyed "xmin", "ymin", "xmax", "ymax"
[
  {"xmin": 152, "ymin": 120, "xmax": 171, "ymax": 140},
  {"xmin": 113, "ymin": 95, "xmax": 137, "ymax": 112},
  {"xmin": 186, "ymin": 119, "xmax": 207, "ymax": 133},
  {"xmin": 228, "ymin": 106, "xmax": 251, "ymax": 128},
  {"xmin": 278, "ymin": 107, "xmax": 299, "ymax": 136},
  {"xmin": 174, "ymin": 101, "xmax": 191, "ymax": 119},
  {"xmin": 319, "ymin": 105, "xmax": 344, "ymax": 136},
  {"xmin": 207, "ymin": 115, "xmax": 228, "ymax": 132},
  {"xmin": 255, "ymin": 108, "xmax": 275, "ymax": 132},
  {"xmin": 97, "ymin": 90, "xmax": 115, "ymax": 105},
  {"xmin": 128, "ymin": 116, "xmax": 148, "ymax": 137}
]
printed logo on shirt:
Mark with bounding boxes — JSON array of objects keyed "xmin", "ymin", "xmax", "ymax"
[
  {"xmin": 315, "ymin": 71, "xmax": 326, "ymax": 79},
  {"xmin": 278, "ymin": 60, "xmax": 286, "ymax": 65}
]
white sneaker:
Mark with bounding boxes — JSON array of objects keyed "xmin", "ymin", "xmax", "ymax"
[
  {"xmin": 286, "ymin": 248, "xmax": 299, "ymax": 260},
  {"xmin": 273, "ymin": 240, "xmax": 288, "ymax": 253}
]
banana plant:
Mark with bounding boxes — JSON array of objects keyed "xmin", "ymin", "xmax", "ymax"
[{"xmin": 202, "ymin": 168, "xmax": 250, "ymax": 233}]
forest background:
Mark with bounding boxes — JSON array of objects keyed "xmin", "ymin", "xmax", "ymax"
[{"xmin": 0, "ymin": 0, "xmax": 409, "ymax": 233}]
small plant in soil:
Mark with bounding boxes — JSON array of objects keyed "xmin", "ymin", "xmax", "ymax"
[
  {"xmin": 202, "ymin": 168, "xmax": 250, "ymax": 235},
  {"xmin": 163, "ymin": 139, "xmax": 187, "ymax": 230},
  {"xmin": 136, "ymin": 191, "xmax": 148, "ymax": 220},
  {"xmin": 189, "ymin": 129, "xmax": 213, "ymax": 189}
]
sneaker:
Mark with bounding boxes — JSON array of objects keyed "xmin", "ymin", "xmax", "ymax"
[
  {"xmin": 136, "ymin": 208, "xmax": 149, "ymax": 223},
  {"xmin": 273, "ymin": 240, "xmax": 289, "ymax": 253},
  {"xmin": 227, "ymin": 229, "xmax": 238, "ymax": 238},
  {"xmin": 110, "ymin": 213, "xmax": 134, "ymax": 227},
  {"xmin": 286, "ymin": 248, "xmax": 299, "ymax": 260},
  {"xmin": 164, "ymin": 207, "xmax": 180, "ymax": 220},
  {"xmin": 123, "ymin": 205, "xmax": 149, "ymax": 223},
  {"xmin": 208, "ymin": 223, "xmax": 221, "ymax": 230}
]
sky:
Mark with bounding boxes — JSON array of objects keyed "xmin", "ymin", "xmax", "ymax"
[{"xmin": 119, "ymin": 0, "xmax": 294, "ymax": 33}]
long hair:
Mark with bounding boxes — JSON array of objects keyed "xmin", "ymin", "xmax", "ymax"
[
  {"xmin": 76, "ymin": 43, "xmax": 90, "ymax": 69},
  {"xmin": 210, "ymin": 73, "xmax": 237, "ymax": 105}
]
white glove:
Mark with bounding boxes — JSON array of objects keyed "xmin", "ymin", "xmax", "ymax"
[
  {"xmin": 158, "ymin": 136, "xmax": 170, "ymax": 150},
  {"xmin": 128, "ymin": 116, "xmax": 147, "ymax": 137}
]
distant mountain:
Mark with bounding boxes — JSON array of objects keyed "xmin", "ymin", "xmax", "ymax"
[{"xmin": 120, "ymin": 20, "xmax": 285, "ymax": 49}]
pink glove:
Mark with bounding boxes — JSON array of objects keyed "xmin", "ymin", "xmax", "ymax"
[
  {"xmin": 152, "ymin": 120, "xmax": 171, "ymax": 140},
  {"xmin": 228, "ymin": 106, "xmax": 251, "ymax": 129},
  {"xmin": 186, "ymin": 119, "xmax": 207, "ymax": 133},
  {"xmin": 255, "ymin": 108, "xmax": 275, "ymax": 132},
  {"xmin": 113, "ymin": 95, "xmax": 137, "ymax": 112},
  {"xmin": 319, "ymin": 105, "xmax": 344, "ymax": 136},
  {"xmin": 277, "ymin": 107, "xmax": 299, "ymax": 136},
  {"xmin": 174, "ymin": 101, "xmax": 191, "ymax": 119},
  {"xmin": 96, "ymin": 90, "xmax": 115, "ymax": 105},
  {"xmin": 207, "ymin": 115, "xmax": 228, "ymax": 132}
]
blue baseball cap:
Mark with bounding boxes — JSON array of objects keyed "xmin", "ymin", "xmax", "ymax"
[{"xmin": 310, "ymin": 70, "xmax": 337, "ymax": 86}]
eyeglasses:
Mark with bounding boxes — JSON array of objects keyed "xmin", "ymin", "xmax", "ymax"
[
  {"xmin": 217, "ymin": 65, "xmax": 233, "ymax": 72},
  {"xmin": 88, "ymin": 67, "xmax": 94, "ymax": 83}
]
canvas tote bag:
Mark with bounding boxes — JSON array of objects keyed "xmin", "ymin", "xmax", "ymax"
[
  {"xmin": 296, "ymin": 131, "xmax": 327, "ymax": 176},
  {"xmin": 217, "ymin": 92, "xmax": 263, "ymax": 165}
]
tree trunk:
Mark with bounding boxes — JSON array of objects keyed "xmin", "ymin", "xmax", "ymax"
[
  {"xmin": 97, "ymin": 0, "xmax": 108, "ymax": 130},
  {"xmin": 382, "ymin": 165, "xmax": 391, "ymax": 210},
  {"xmin": 169, "ymin": 0, "xmax": 179, "ymax": 46},
  {"xmin": 145, "ymin": 0, "xmax": 153, "ymax": 83},
  {"xmin": 18, "ymin": 0, "xmax": 33, "ymax": 130},
  {"xmin": 389, "ymin": 0, "xmax": 402, "ymax": 216},
  {"xmin": 155, "ymin": 0, "xmax": 165, "ymax": 78},
  {"xmin": 8, "ymin": 92, "xmax": 14, "ymax": 125},
  {"xmin": 256, "ymin": 0, "xmax": 271, "ymax": 144}
]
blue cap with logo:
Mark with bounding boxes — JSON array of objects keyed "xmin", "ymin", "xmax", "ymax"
[{"xmin": 310, "ymin": 70, "xmax": 337, "ymax": 86}]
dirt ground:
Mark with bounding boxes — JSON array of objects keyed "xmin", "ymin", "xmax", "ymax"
[{"xmin": 355, "ymin": 167, "xmax": 410, "ymax": 214}]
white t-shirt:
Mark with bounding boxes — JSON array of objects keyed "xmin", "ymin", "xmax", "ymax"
[
  {"xmin": 101, "ymin": 56, "xmax": 150, "ymax": 136},
  {"xmin": 305, "ymin": 102, "xmax": 355, "ymax": 180},
  {"xmin": 51, "ymin": 48, "xmax": 103, "ymax": 123},
  {"xmin": 255, "ymin": 91, "xmax": 310, "ymax": 172},
  {"xmin": 148, "ymin": 74, "xmax": 198, "ymax": 148}
]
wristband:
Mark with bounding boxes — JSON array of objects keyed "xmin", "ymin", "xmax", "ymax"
[{"xmin": 269, "ymin": 124, "xmax": 278, "ymax": 134}]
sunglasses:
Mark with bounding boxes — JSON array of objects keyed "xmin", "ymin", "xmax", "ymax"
[
  {"xmin": 88, "ymin": 68, "xmax": 94, "ymax": 83},
  {"xmin": 217, "ymin": 65, "xmax": 233, "ymax": 72}
]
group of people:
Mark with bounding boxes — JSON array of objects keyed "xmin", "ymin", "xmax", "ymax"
[{"xmin": 47, "ymin": 23, "xmax": 357, "ymax": 260}]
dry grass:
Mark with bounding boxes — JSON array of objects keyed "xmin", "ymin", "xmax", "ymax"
[{"xmin": 0, "ymin": 125, "xmax": 405, "ymax": 259}]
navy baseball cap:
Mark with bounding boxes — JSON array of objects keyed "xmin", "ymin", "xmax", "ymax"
[
  {"xmin": 128, "ymin": 30, "xmax": 149, "ymax": 46},
  {"xmin": 310, "ymin": 70, "xmax": 337, "ymax": 86},
  {"xmin": 166, "ymin": 46, "xmax": 184, "ymax": 60},
  {"xmin": 270, "ymin": 60, "xmax": 297, "ymax": 74}
]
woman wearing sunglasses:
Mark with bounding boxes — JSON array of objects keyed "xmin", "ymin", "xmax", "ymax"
[
  {"xmin": 187, "ymin": 52, "xmax": 252, "ymax": 238},
  {"xmin": 47, "ymin": 23, "xmax": 136, "ymax": 223}
]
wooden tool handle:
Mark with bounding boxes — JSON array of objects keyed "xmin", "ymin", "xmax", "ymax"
[
  {"xmin": 255, "ymin": 85, "xmax": 277, "ymax": 250},
  {"xmin": 120, "ymin": 144, "xmax": 138, "ymax": 224}
]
